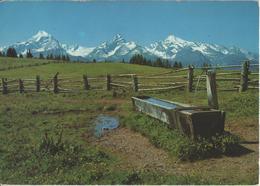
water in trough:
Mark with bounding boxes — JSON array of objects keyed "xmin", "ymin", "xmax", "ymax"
[{"xmin": 145, "ymin": 97, "xmax": 178, "ymax": 109}]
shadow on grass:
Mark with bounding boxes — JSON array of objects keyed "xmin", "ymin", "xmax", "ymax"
[
  {"xmin": 224, "ymin": 144, "xmax": 255, "ymax": 157},
  {"xmin": 240, "ymin": 140, "xmax": 259, "ymax": 145}
]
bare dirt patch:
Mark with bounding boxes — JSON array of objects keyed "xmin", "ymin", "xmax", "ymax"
[
  {"xmin": 90, "ymin": 127, "xmax": 176, "ymax": 173},
  {"xmin": 89, "ymin": 118, "xmax": 258, "ymax": 183}
]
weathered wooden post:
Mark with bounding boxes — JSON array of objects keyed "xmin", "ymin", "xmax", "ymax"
[
  {"xmin": 53, "ymin": 72, "xmax": 59, "ymax": 94},
  {"xmin": 187, "ymin": 65, "xmax": 194, "ymax": 92},
  {"xmin": 206, "ymin": 70, "xmax": 218, "ymax": 109},
  {"xmin": 2, "ymin": 78, "xmax": 8, "ymax": 94},
  {"xmin": 132, "ymin": 74, "xmax": 138, "ymax": 92},
  {"xmin": 106, "ymin": 74, "xmax": 111, "ymax": 91},
  {"xmin": 239, "ymin": 61, "xmax": 250, "ymax": 92},
  {"xmin": 83, "ymin": 74, "xmax": 90, "ymax": 90},
  {"xmin": 36, "ymin": 75, "xmax": 41, "ymax": 92},
  {"xmin": 19, "ymin": 79, "xmax": 24, "ymax": 93}
]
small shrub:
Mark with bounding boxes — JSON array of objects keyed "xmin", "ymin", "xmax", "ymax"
[{"xmin": 104, "ymin": 104, "xmax": 117, "ymax": 111}]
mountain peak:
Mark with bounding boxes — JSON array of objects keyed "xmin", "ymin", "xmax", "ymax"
[
  {"xmin": 32, "ymin": 30, "xmax": 51, "ymax": 41},
  {"xmin": 112, "ymin": 34, "xmax": 125, "ymax": 43},
  {"xmin": 164, "ymin": 34, "xmax": 187, "ymax": 44}
]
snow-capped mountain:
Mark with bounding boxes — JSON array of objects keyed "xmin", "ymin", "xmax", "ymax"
[
  {"xmin": 86, "ymin": 34, "xmax": 155, "ymax": 61},
  {"xmin": 61, "ymin": 44, "xmax": 94, "ymax": 57},
  {"xmin": 0, "ymin": 30, "xmax": 258, "ymax": 65},
  {"xmin": 146, "ymin": 35, "xmax": 258, "ymax": 65},
  {"xmin": 1, "ymin": 31, "xmax": 67, "ymax": 57}
]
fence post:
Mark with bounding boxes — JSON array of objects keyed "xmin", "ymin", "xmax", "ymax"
[
  {"xmin": 2, "ymin": 78, "xmax": 7, "ymax": 94},
  {"xmin": 19, "ymin": 79, "xmax": 24, "ymax": 93},
  {"xmin": 239, "ymin": 61, "xmax": 250, "ymax": 92},
  {"xmin": 132, "ymin": 74, "xmax": 138, "ymax": 92},
  {"xmin": 83, "ymin": 74, "xmax": 90, "ymax": 90},
  {"xmin": 206, "ymin": 70, "xmax": 218, "ymax": 109},
  {"xmin": 36, "ymin": 75, "xmax": 40, "ymax": 92},
  {"xmin": 106, "ymin": 74, "xmax": 111, "ymax": 91},
  {"xmin": 188, "ymin": 65, "xmax": 194, "ymax": 92},
  {"xmin": 53, "ymin": 72, "xmax": 59, "ymax": 94}
]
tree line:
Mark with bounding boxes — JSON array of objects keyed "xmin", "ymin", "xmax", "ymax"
[
  {"xmin": 0, "ymin": 47, "xmax": 70, "ymax": 61},
  {"xmin": 128, "ymin": 54, "xmax": 183, "ymax": 68}
]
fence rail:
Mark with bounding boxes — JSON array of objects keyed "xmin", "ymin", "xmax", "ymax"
[{"xmin": 0, "ymin": 61, "xmax": 259, "ymax": 95}]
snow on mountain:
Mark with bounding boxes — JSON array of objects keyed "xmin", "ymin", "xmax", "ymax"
[
  {"xmin": 0, "ymin": 31, "xmax": 258, "ymax": 65},
  {"xmin": 86, "ymin": 34, "xmax": 155, "ymax": 61},
  {"xmin": 61, "ymin": 44, "xmax": 94, "ymax": 57},
  {"xmin": 1, "ymin": 30, "xmax": 67, "ymax": 57},
  {"xmin": 146, "ymin": 34, "xmax": 258, "ymax": 65}
]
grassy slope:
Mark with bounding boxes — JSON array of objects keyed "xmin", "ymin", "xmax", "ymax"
[
  {"xmin": 0, "ymin": 57, "xmax": 169, "ymax": 78},
  {"xmin": 0, "ymin": 57, "xmax": 48, "ymax": 69},
  {"xmin": 0, "ymin": 57, "xmax": 258, "ymax": 184}
]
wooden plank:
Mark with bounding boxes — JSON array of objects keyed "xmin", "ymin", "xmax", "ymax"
[
  {"xmin": 158, "ymin": 82, "xmax": 188, "ymax": 85},
  {"xmin": 2, "ymin": 78, "xmax": 8, "ymax": 94},
  {"xmin": 36, "ymin": 75, "xmax": 40, "ymax": 92},
  {"xmin": 111, "ymin": 81, "xmax": 133, "ymax": 85},
  {"xmin": 217, "ymin": 78, "xmax": 241, "ymax": 81},
  {"xmin": 53, "ymin": 72, "xmax": 59, "ymax": 94},
  {"xmin": 139, "ymin": 85, "xmax": 184, "ymax": 91},
  {"xmin": 206, "ymin": 71, "xmax": 219, "ymax": 109},
  {"xmin": 110, "ymin": 83, "xmax": 129, "ymax": 88},
  {"xmin": 239, "ymin": 61, "xmax": 249, "ymax": 92},
  {"xmin": 83, "ymin": 74, "xmax": 90, "ymax": 90},
  {"xmin": 19, "ymin": 79, "xmax": 24, "ymax": 93},
  {"xmin": 6, "ymin": 79, "xmax": 18, "ymax": 83},
  {"xmin": 139, "ymin": 75, "xmax": 187, "ymax": 79},
  {"xmin": 106, "ymin": 74, "xmax": 111, "ymax": 91},
  {"xmin": 194, "ymin": 77, "xmax": 240, "ymax": 81},
  {"xmin": 217, "ymin": 72, "xmax": 241, "ymax": 75},
  {"xmin": 112, "ymin": 74, "xmax": 136, "ymax": 77},
  {"xmin": 132, "ymin": 75, "xmax": 138, "ymax": 92},
  {"xmin": 188, "ymin": 65, "xmax": 194, "ymax": 92}
]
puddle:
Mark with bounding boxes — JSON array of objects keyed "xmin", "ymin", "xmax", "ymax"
[
  {"xmin": 145, "ymin": 98, "xmax": 178, "ymax": 109},
  {"xmin": 94, "ymin": 115, "xmax": 119, "ymax": 137}
]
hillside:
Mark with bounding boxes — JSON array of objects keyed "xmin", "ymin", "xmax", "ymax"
[{"xmin": 0, "ymin": 57, "xmax": 258, "ymax": 184}]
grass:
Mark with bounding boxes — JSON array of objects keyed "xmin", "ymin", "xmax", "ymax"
[
  {"xmin": 0, "ymin": 57, "xmax": 258, "ymax": 184},
  {"xmin": 0, "ymin": 92, "xmax": 213, "ymax": 184},
  {"xmin": 0, "ymin": 57, "xmax": 49, "ymax": 69},
  {"xmin": 0, "ymin": 57, "xmax": 170, "ymax": 79}
]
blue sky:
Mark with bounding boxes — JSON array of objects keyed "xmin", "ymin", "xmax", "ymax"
[{"xmin": 0, "ymin": 1, "xmax": 258, "ymax": 53}]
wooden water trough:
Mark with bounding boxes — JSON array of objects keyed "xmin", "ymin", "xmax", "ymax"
[{"xmin": 131, "ymin": 96, "xmax": 225, "ymax": 139}]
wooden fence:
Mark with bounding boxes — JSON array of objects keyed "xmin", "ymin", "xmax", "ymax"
[{"xmin": 0, "ymin": 61, "xmax": 259, "ymax": 94}]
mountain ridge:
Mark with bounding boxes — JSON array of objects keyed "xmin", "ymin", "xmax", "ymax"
[{"xmin": 0, "ymin": 30, "xmax": 258, "ymax": 65}]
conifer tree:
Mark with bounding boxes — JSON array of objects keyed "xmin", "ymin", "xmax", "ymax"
[
  {"xmin": 39, "ymin": 53, "xmax": 44, "ymax": 59},
  {"xmin": 6, "ymin": 47, "xmax": 17, "ymax": 58},
  {"xmin": 66, "ymin": 54, "xmax": 70, "ymax": 61},
  {"xmin": 26, "ymin": 49, "xmax": 33, "ymax": 58}
]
